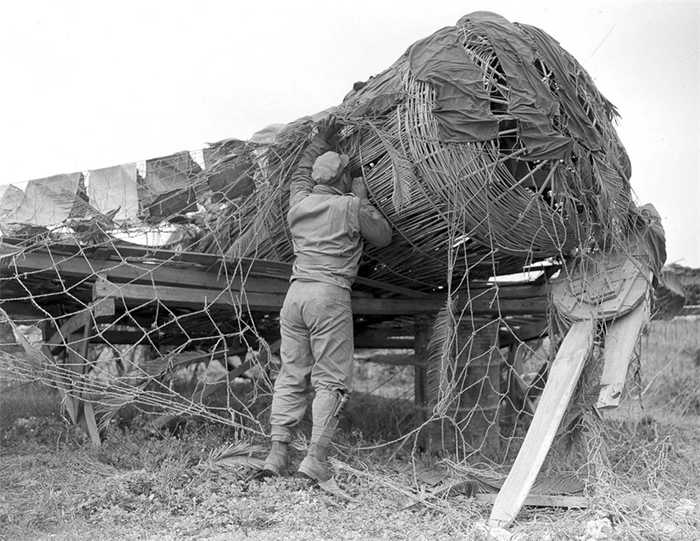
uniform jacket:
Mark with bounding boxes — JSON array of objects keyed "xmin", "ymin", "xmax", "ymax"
[{"xmin": 287, "ymin": 136, "xmax": 392, "ymax": 289}]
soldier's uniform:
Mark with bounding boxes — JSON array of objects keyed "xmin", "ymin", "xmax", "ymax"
[{"xmin": 265, "ymin": 132, "xmax": 391, "ymax": 480}]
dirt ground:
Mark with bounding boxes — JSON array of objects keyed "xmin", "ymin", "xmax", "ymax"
[{"xmin": 1, "ymin": 318, "xmax": 699, "ymax": 540}]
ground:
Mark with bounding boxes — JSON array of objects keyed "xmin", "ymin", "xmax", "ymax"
[{"xmin": 1, "ymin": 318, "xmax": 699, "ymax": 540}]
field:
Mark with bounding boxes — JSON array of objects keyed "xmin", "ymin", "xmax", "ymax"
[{"xmin": 1, "ymin": 318, "xmax": 699, "ymax": 540}]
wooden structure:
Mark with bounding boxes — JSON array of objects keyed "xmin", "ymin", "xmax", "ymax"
[
  {"xmin": 489, "ymin": 251, "xmax": 653, "ymax": 529},
  {"xmin": 0, "ymin": 239, "xmax": 552, "ymax": 448},
  {"xmin": 1, "ymin": 238, "xmax": 655, "ymax": 529}
]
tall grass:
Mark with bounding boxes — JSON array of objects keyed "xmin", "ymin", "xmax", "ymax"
[
  {"xmin": 0, "ymin": 382, "xmax": 61, "ymax": 430},
  {"xmin": 639, "ymin": 316, "xmax": 700, "ymax": 415}
]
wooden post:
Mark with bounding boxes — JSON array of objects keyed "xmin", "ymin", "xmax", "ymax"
[
  {"xmin": 421, "ymin": 317, "xmax": 501, "ymax": 460},
  {"xmin": 56, "ymin": 306, "xmax": 101, "ymax": 446},
  {"xmin": 453, "ymin": 318, "xmax": 501, "ymax": 459},
  {"xmin": 489, "ymin": 318, "xmax": 595, "ymax": 528},
  {"xmin": 413, "ymin": 317, "xmax": 430, "ymax": 409},
  {"xmin": 56, "ymin": 311, "xmax": 91, "ymax": 424},
  {"xmin": 500, "ymin": 345, "xmax": 519, "ymax": 440}
]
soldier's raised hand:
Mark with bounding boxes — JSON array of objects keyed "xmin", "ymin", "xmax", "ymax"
[{"xmin": 317, "ymin": 114, "xmax": 343, "ymax": 146}]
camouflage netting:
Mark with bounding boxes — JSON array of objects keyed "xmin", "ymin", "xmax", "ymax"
[{"xmin": 0, "ymin": 11, "xmax": 665, "ymax": 483}]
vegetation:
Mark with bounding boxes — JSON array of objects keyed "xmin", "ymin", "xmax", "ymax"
[{"xmin": 1, "ymin": 317, "xmax": 699, "ymax": 540}]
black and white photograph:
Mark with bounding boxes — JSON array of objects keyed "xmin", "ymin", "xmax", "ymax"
[{"xmin": 1, "ymin": 1, "xmax": 698, "ymax": 539}]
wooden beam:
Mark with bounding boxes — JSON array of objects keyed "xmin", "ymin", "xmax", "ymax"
[
  {"xmin": 4, "ymin": 245, "xmax": 290, "ymax": 294},
  {"xmin": 413, "ymin": 318, "xmax": 430, "ymax": 408},
  {"xmin": 47, "ymin": 298, "xmax": 115, "ymax": 352},
  {"xmin": 477, "ymin": 493, "xmax": 587, "ymax": 509},
  {"xmin": 47, "ymin": 312, "xmax": 90, "ymax": 351},
  {"xmin": 3, "ymin": 242, "xmax": 549, "ymax": 302},
  {"xmin": 499, "ymin": 318, "xmax": 548, "ymax": 346},
  {"xmin": 362, "ymin": 353, "xmax": 422, "ymax": 366},
  {"xmin": 354, "ymin": 328, "xmax": 414, "ymax": 349},
  {"xmin": 83, "ymin": 401, "xmax": 101, "ymax": 447},
  {"xmin": 91, "ymin": 330, "xmax": 153, "ymax": 345},
  {"xmin": 596, "ymin": 297, "xmax": 649, "ymax": 410},
  {"xmin": 88, "ymin": 272, "xmax": 549, "ymax": 317},
  {"xmin": 489, "ymin": 318, "xmax": 595, "ymax": 529},
  {"xmin": 93, "ymin": 277, "xmax": 285, "ymax": 312}
]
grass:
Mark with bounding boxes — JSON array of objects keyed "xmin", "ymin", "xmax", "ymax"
[
  {"xmin": 0, "ymin": 382, "xmax": 62, "ymax": 431},
  {"xmin": 639, "ymin": 317, "xmax": 700, "ymax": 415},
  {"xmin": 1, "ymin": 318, "xmax": 699, "ymax": 540}
]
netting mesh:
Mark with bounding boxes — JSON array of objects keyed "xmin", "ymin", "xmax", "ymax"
[{"xmin": 0, "ymin": 12, "xmax": 663, "ymax": 491}]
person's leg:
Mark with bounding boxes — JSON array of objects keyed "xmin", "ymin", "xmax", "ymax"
[
  {"xmin": 265, "ymin": 283, "xmax": 314, "ymax": 474},
  {"xmin": 298, "ymin": 284, "xmax": 354, "ymax": 482}
]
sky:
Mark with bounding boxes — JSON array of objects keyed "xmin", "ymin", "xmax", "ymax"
[{"xmin": 0, "ymin": 0, "xmax": 698, "ymax": 266}]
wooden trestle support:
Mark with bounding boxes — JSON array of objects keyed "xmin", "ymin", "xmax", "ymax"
[{"xmin": 0, "ymin": 240, "xmax": 654, "ymax": 529}]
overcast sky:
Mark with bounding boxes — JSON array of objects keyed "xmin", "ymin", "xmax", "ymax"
[{"xmin": 0, "ymin": 0, "xmax": 698, "ymax": 266}]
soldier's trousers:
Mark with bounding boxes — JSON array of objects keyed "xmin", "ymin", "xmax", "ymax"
[{"xmin": 269, "ymin": 280, "xmax": 354, "ymax": 443}]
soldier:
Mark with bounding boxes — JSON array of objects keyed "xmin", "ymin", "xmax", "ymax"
[{"xmin": 262, "ymin": 117, "xmax": 392, "ymax": 482}]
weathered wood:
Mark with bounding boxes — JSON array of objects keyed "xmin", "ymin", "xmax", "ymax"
[
  {"xmin": 0, "ymin": 300, "xmax": 46, "ymax": 319},
  {"xmin": 2, "ymin": 242, "xmax": 431, "ymax": 299},
  {"xmin": 47, "ymin": 298, "xmax": 113, "ymax": 351},
  {"xmin": 501, "ymin": 345, "xmax": 535, "ymax": 436},
  {"xmin": 93, "ymin": 278, "xmax": 285, "ymax": 312},
  {"xmin": 477, "ymin": 493, "xmax": 588, "ymax": 509},
  {"xmin": 2, "ymin": 240, "xmax": 511, "ymax": 284},
  {"xmin": 3, "ymin": 245, "xmax": 291, "ymax": 294},
  {"xmin": 362, "ymin": 353, "xmax": 421, "ymax": 366},
  {"xmin": 420, "ymin": 318, "xmax": 502, "ymax": 459},
  {"xmin": 489, "ymin": 318, "xmax": 595, "ymax": 529},
  {"xmin": 354, "ymin": 328, "xmax": 415, "ymax": 349},
  {"xmin": 3, "ymin": 242, "xmax": 550, "ymax": 312},
  {"xmin": 413, "ymin": 318, "xmax": 431, "ymax": 407},
  {"xmin": 47, "ymin": 312, "xmax": 90, "ymax": 351},
  {"xmin": 551, "ymin": 254, "xmax": 651, "ymax": 320},
  {"xmin": 93, "ymin": 297, "xmax": 115, "ymax": 318},
  {"xmin": 596, "ymin": 297, "xmax": 649, "ymax": 410},
  {"xmin": 83, "ymin": 401, "xmax": 101, "ymax": 447},
  {"xmin": 498, "ymin": 318, "xmax": 548, "ymax": 346},
  {"xmin": 68, "ymin": 311, "xmax": 93, "ymax": 425},
  {"xmin": 94, "ymin": 277, "xmax": 548, "ymax": 317},
  {"xmin": 143, "ymin": 348, "xmax": 243, "ymax": 376}
]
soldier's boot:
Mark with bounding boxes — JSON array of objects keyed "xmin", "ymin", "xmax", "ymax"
[
  {"xmin": 261, "ymin": 440, "xmax": 289, "ymax": 477},
  {"xmin": 298, "ymin": 442, "xmax": 331, "ymax": 482},
  {"xmin": 298, "ymin": 390, "xmax": 348, "ymax": 483}
]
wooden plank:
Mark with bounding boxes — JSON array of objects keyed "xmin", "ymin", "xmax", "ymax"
[
  {"xmin": 4, "ymin": 246, "xmax": 291, "ymax": 294},
  {"xmin": 3, "ymin": 242, "xmax": 550, "ymax": 317},
  {"xmin": 64, "ymin": 310, "xmax": 93, "ymax": 426},
  {"xmin": 6, "ymin": 244, "xmax": 429, "ymax": 300},
  {"xmin": 488, "ymin": 319, "xmax": 595, "ymax": 529},
  {"xmin": 551, "ymin": 255, "xmax": 651, "ymax": 321},
  {"xmin": 414, "ymin": 317, "xmax": 431, "ymax": 407},
  {"xmin": 355, "ymin": 328, "xmax": 414, "ymax": 349},
  {"xmin": 680, "ymin": 305, "xmax": 700, "ymax": 316},
  {"xmin": 93, "ymin": 297, "xmax": 115, "ymax": 318},
  {"xmin": 47, "ymin": 312, "xmax": 90, "ymax": 350},
  {"xmin": 354, "ymin": 293, "xmax": 547, "ymax": 316},
  {"xmin": 144, "ymin": 348, "xmax": 246, "ymax": 376},
  {"xmin": 499, "ymin": 318, "xmax": 548, "ymax": 346},
  {"xmin": 93, "ymin": 277, "xmax": 285, "ymax": 312},
  {"xmin": 363, "ymin": 353, "xmax": 421, "ymax": 366},
  {"xmin": 477, "ymin": 493, "xmax": 587, "ymax": 509},
  {"xmin": 0, "ymin": 300, "xmax": 46, "ymax": 319},
  {"xmin": 3, "ymin": 242, "xmax": 549, "ymax": 301},
  {"xmin": 93, "ymin": 277, "xmax": 548, "ymax": 317},
  {"xmin": 83, "ymin": 402, "xmax": 101, "ymax": 447},
  {"xmin": 92, "ymin": 330, "xmax": 151, "ymax": 345},
  {"xmin": 596, "ymin": 297, "xmax": 649, "ymax": 409},
  {"xmin": 47, "ymin": 299, "xmax": 113, "ymax": 351}
]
